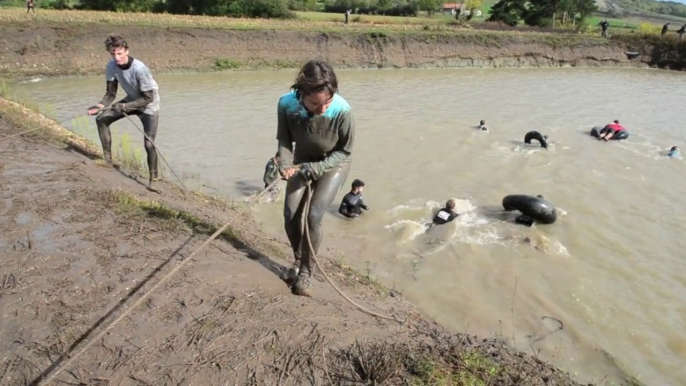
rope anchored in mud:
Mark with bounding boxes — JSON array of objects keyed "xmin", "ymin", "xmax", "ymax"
[
  {"xmin": 301, "ymin": 180, "xmax": 406, "ymax": 324},
  {"xmin": 36, "ymin": 179, "xmax": 280, "ymax": 386}
]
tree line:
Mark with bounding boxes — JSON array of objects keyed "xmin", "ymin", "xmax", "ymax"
[{"xmin": 487, "ymin": 0, "xmax": 597, "ymax": 28}]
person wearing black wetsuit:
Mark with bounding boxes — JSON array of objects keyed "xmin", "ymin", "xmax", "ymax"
[
  {"xmin": 263, "ymin": 153, "xmax": 280, "ymax": 189},
  {"xmin": 276, "ymin": 60, "xmax": 355, "ymax": 296},
  {"xmin": 432, "ymin": 199, "xmax": 459, "ymax": 225},
  {"xmin": 339, "ymin": 179, "xmax": 369, "ymax": 218}
]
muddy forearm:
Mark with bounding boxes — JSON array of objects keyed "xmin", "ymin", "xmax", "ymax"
[
  {"xmin": 123, "ymin": 90, "xmax": 154, "ymax": 112},
  {"xmin": 98, "ymin": 80, "xmax": 118, "ymax": 107},
  {"xmin": 278, "ymin": 141, "xmax": 295, "ymax": 170}
]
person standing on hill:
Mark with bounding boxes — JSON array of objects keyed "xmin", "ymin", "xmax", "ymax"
[
  {"xmin": 662, "ymin": 23, "xmax": 670, "ymax": 36},
  {"xmin": 86, "ymin": 35, "xmax": 162, "ymax": 193},
  {"xmin": 26, "ymin": 0, "xmax": 35, "ymax": 13},
  {"xmin": 677, "ymin": 24, "xmax": 686, "ymax": 40},
  {"xmin": 598, "ymin": 19, "xmax": 609, "ymax": 37},
  {"xmin": 276, "ymin": 60, "xmax": 355, "ymax": 296}
]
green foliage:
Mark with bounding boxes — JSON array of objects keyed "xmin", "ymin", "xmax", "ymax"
[
  {"xmin": 487, "ymin": 0, "xmax": 597, "ymax": 28},
  {"xmin": 73, "ymin": 0, "xmax": 296, "ymax": 18},
  {"xmin": 613, "ymin": 0, "xmax": 686, "ymax": 19},
  {"xmin": 323, "ymin": 0, "xmax": 419, "ymax": 17}
]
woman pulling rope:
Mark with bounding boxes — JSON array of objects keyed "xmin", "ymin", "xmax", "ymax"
[{"xmin": 276, "ymin": 60, "xmax": 355, "ymax": 296}]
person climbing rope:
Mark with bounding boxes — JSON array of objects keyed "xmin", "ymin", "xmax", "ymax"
[
  {"xmin": 276, "ymin": 60, "xmax": 355, "ymax": 296},
  {"xmin": 87, "ymin": 34, "xmax": 161, "ymax": 192}
]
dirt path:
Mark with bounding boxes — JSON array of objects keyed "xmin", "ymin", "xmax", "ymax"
[{"xmin": 0, "ymin": 109, "xmax": 600, "ymax": 385}]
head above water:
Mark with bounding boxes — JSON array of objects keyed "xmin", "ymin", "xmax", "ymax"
[
  {"xmin": 446, "ymin": 199, "xmax": 456, "ymax": 210},
  {"xmin": 670, "ymin": 146, "xmax": 679, "ymax": 152},
  {"xmin": 613, "ymin": 120, "xmax": 619, "ymax": 124},
  {"xmin": 352, "ymin": 179, "xmax": 365, "ymax": 192},
  {"xmin": 292, "ymin": 60, "xmax": 338, "ymax": 116},
  {"xmin": 105, "ymin": 35, "xmax": 129, "ymax": 66},
  {"xmin": 480, "ymin": 120, "xmax": 485, "ymax": 125}
]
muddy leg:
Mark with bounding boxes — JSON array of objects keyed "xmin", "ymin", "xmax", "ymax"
[{"xmin": 95, "ymin": 108, "xmax": 125, "ymax": 165}]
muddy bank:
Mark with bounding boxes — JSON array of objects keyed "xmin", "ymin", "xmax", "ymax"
[
  {"xmin": 0, "ymin": 97, "xmax": 645, "ymax": 385},
  {"xmin": 0, "ymin": 21, "xmax": 650, "ymax": 78}
]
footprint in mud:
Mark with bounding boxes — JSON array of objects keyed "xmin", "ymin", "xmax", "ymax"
[
  {"xmin": 12, "ymin": 235, "xmax": 31, "ymax": 251},
  {"xmin": 1, "ymin": 273, "xmax": 17, "ymax": 291}
]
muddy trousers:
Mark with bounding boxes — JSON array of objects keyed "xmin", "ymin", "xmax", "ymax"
[
  {"xmin": 96, "ymin": 107, "xmax": 159, "ymax": 179},
  {"xmin": 283, "ymin": 163, "xmax": 350, "ymax": 276}
]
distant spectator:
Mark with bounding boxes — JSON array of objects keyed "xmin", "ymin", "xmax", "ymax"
[
  {"xmin": 662, "ymin": 23, "xmax": 670, "ymax": 36},
  {"xmin": 598, "ymin": 19, "xmax": 609, "ymax": 38},
  {"xmin": 27, "ymin": 0, "xmax": 35, "ymax": 13},
  {"xmin": 344, "ymin": 9, "xmax": 351, "ymax": 25},
  {"xmin": 678, "ymin": 24, "xmax": 686, "ymax": 40}
]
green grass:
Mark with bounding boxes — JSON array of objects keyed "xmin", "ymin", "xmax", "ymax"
[{"xmin": 409, "ymin": 351, "xmax": 500, "ymax": 386}]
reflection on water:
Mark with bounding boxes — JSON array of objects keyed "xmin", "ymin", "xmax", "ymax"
[{"xmin": 16, "ymin": 67, "xmax": 686, "ymax": 385}]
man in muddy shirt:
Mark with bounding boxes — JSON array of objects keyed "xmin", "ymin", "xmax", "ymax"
[{"xmin": 87, "ymin": 34, "xmax": 161, "ymax": 192}]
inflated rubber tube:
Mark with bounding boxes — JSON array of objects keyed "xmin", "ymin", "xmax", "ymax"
[
  {"xmin": 590, "ymin": 125, "xmax": 629, "ymax": 140},
  {"xmin": 502, "ymin": 194, "xmax": 557, "ymax": 225},
  {"xmin": 524, "ymin": 131, "xmax": 548, "ymax": 149}
]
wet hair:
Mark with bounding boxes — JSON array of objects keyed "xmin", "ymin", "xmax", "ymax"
[
  {"xmin": 613, "ymin": 120, "xmax": 619, "ymax": 124},
  {"xmin": 291, "ymin": 60, "xmax": 338, "ymax": 99},
  {"xmin": 670, "ymin": 146, "xmax": 678, "ymax": 151},
  {"xmin": 352, "ymin": 179, "xmax": 365, "ymax": 189},
  {"xmin": 105, "ymin": 35, "xmax": 129, "ymax": 52},
  {"xmin": 480, "ymin": 120, "xmax": 485, "ymax": 125},
  {"xmin": 446, "ymin": 199, "xmax": 456, "ymax": 210}
]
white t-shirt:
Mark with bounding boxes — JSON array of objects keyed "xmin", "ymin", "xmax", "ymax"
[{"xmin": 105, "ymin": 58, "xmax": 160, "ymax": 115}]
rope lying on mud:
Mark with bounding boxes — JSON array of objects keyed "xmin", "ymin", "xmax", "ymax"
[
  {"xmin": 38, "ymin": 179, "xmax": 280, "ymax": 386},
  {"xmin": 114, "ymin": 109, "xmax": 189, "ymax": 192},
  {"xmin": 302, "ymin": 180, "xmax": 406, "ymax": 324}
]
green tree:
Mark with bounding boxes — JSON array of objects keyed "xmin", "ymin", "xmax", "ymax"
[
  {"xmin": 487, "ymin": 0, "xmax": 525, "ymax": 26},
  {"xmin": 418, "ymin": 0, "xmax": 440, "ymax": 16}
]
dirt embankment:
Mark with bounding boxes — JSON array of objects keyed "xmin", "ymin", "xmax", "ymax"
[
  {"xmin": 0, "ymin": 97, "xmax": 635, "ymax": 385},
  {"xmin": 0, "ymin": 22, "xmax": 650, "ymax": 78}
]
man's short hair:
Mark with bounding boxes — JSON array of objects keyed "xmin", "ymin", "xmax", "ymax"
[{"xmin": 352, "ymin": 179, "xmax": 365, "ymax": 189}]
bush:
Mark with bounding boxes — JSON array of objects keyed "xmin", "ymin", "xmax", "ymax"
[
  {"xmin": 75, "ymin": 0, "xmax": 296, "ymax": 18},
  {"xmin": 638, "ymin": 22, "xmax": 661, "ymax": 35}
]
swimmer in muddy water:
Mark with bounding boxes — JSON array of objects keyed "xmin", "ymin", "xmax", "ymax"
[
  {"xmin": 87, "ymin": 35, "xmax": 161, "ymax": 193},
  {"xmin": 430, "ymin": 199, "xmax": 459, "ymax": 227},
  {"xmin": 477, "ymin": 120, "xmax": 488, "ymax": 131},
  {"xmin": 276, "ymin": 60, "xmax": 355, "ymax": 296},
  {"xmin": 338, "ymin": 179, "xmax": 369, "ymax": 219},
  {"xmin": 668, "ymin": 146, "xmax": 679, "ymax": 158}
]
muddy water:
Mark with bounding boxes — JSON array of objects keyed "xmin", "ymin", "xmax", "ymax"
[{"xmin": 17, "ymin": 67, "xmax": 686, "ymax": 385}]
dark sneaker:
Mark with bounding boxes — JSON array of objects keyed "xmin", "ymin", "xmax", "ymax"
[
  {"xmin": 286, "ymin": 262, "xmax": 300, "ymax": 284},
  {"xmin": 292, "ymin": 272, "xmax": 311, "ymax": 297}
]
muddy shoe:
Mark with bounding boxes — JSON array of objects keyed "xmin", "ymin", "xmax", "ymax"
[
  {"xmin": 146, "ymin": 179, "xmax": 162, "ymax": 194},
  {"xmin": 291, "ymin": 273, "xmax": 311, "ymax": 297},
  {"xmin": 285, "ymin": 262, "xmax": 300, "ymax": 284}
]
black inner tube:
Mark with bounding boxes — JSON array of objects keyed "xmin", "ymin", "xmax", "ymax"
[
  {"xmin": 502, "ymin": 194, "xmax": 557, "ymax": 225},
  {"xmin": 590, "ymin": 125, "xmax": 629, "ymax": 140},
  {"xmin": 524, "ymin": 131, "xmax": 548, "ymax": 149}
]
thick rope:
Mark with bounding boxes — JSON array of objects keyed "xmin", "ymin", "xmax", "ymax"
[
  {"xmin": 38, "ymin": 179, "xmax": 280, "ymax": 386},
  {"xmin": 116, "ymin": 110, "xmax": 188, "ymax": 192},
  {"xmin": 301, "ymin": 180, "xmax": 406, "ymax": 324}
]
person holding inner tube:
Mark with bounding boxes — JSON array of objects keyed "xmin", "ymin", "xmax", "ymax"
[
  {"xmin": 598, "ymin": 120, "xmax": 625, "ymax": 141},
  {"xmin": 276, "ymin": 60, "xmax": 355, "ymax": 296}
]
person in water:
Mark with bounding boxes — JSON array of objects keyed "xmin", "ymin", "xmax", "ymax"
[
  {"xmin": 339, "ymin": 179, "xmax": 369, "ymax": 219},
  {"xmin": 432, "ymin": 199, "xmax": 459, "ymax": 225},
  {"xmin": 277, "ymin": 60, "xmax": 355, "ymax": 296},
  {"xmin": 263, "ymin": 152, "xmax": 280, "ymax": 189},
  {"xmin": 87, "ymin": 35, "xmax": 161, "ymax": 192},
  {"xmin": 598, "ymin": 120, "xmax": 625, "ymax": 141},
  {"xmin": 477, "ymin": 119, "xmax": 488, "ymax": 131},
  {"xmin": 668, "ymin": 146, "xmax": 679, "ymax": 158}
]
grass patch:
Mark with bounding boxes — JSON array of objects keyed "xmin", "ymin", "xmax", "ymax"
[
  {"xmin": 409, "ymin": 352, "xmax": 499, "ymax": 386},
  {"xmin": 215, "ymin": 58, "xmax": 240, "ymax": 69}
]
